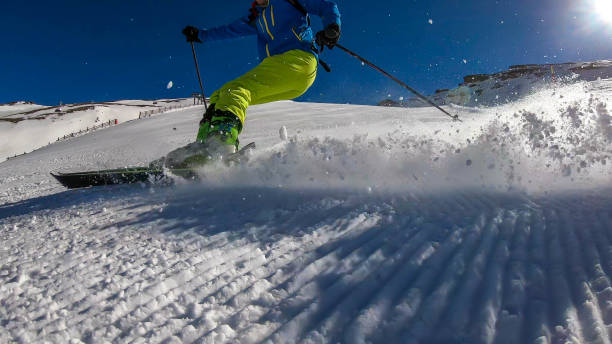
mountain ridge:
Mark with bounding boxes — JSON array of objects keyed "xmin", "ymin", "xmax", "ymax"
[{"xmin": 380, "ymin": 59, "xmax": 612, "ymax": 108}]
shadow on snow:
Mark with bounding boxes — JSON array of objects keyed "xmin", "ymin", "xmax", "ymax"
[{"xmin": 2, "ymin": 184, "xmax": 612, "ymax": 343}]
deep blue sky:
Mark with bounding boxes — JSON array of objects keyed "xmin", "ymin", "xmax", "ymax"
[{"xmin": 2, "ymin": 0, "xmax": 612, "ymax": 106}]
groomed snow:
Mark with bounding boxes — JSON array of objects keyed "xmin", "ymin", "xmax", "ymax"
[{"xmin": 0, "ymin": 79, "xmax": 611, "ymax": 343}]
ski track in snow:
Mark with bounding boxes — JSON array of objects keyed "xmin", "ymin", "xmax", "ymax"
[
  {"xmin": 1, "ymin": 80, "xmax": 611, "ymax": 343},
  {"xmin": 2, "ymin": 187, "xmax": 612, "ymax": 343}
]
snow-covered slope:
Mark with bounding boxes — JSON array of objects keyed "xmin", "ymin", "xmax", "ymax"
[
  {"xmin": 0, "ymin": 78, "xmax": 611, "ymax": 343},
  {"xmin": 0, "ymin": 101, "xmax": 46, "ymax": 117},
  {"xmin": 0, "ymin": 98, "xmax": 198, "ymax": 163}
]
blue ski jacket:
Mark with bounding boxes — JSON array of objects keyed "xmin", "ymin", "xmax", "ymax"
[{"xmin": 197, "ymin": 0, "xmax": 341, "ymax": 61}]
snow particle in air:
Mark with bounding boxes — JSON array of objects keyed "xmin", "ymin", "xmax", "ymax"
[
  {"xmin": 166, "ymin": 81, "xmax": 174, "ymax": 89},
  {"xmin": 428, "ymin": 19, "xmax": 434, "ymax": 24},
  {"xmin": 279, "ymin": 126, "xmax": 288, "ymax": 141}
]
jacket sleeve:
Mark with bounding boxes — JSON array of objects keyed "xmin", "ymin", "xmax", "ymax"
[
  {"xmin": 300, "ymin": 0, "xmax": 341, "ymax": 28},
  {"xmin": 198, "ymin": 14, "xmax": 257, "ymax": 43}
]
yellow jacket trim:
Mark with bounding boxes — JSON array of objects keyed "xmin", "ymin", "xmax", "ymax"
[
  {"xmin": 291, "ymin": 28, "xmax": 302, "ymax": 41},
  {"xmin": 271, "ymin": 5, "xmax": 275, "ymax": 26},
  {"xmin": 266, "ymin": 44, "xmax": 270, "ymax": 57},
  {"xmin": 262, "ymin": 9, "xmax": 274, "ymax": 40}
]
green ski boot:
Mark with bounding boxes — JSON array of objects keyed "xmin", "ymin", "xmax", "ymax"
[
  {"xmin": 196, "ymin": 111, "xmax": 241, "ymax": 152},
  {"xmin": 172, "ymin": 110, "xmax": 241, "ymax": 166},
  {"xmin": 156, "ymin": 107, "xmax": 242, "ymax": 169}
]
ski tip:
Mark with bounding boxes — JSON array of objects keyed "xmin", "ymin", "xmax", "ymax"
[
  {"xmin": 50, "ymin": 172, "xmax": 70, "ymax": 189},
  {"xmin": 243, "ymin": 142, "xmax": 256, "ymax": 150}
]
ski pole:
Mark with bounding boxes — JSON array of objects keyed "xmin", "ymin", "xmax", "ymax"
[
  {"xmin": 335, "ymin": 43, "xmax": 461, "ymax": 122},
  {"xmin": 190, "ymin": 41, "xmax": 208, "ymax": 110}
]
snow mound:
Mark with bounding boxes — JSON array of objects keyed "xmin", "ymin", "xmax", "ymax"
[{"xmin": 198, "ymin": 81, "xmax": 611, "ymax": 194}]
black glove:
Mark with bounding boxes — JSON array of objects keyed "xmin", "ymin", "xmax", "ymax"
[
  {"xmin": 182, "ymin": 26, "xmax": 202, "ymax": 43},
  {"xmin": 315, "ymin": 23, "xmax": 340, "ymax": 50}
]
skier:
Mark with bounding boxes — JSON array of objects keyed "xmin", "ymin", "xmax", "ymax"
[{"xmin": 164, "ymin": 0, "xmax": 341, "ymax": 167}]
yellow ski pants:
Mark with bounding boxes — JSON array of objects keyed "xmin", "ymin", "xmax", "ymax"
[{"xmin": 209, "ymin": 49, "xmax": 318, "ymax": 125}]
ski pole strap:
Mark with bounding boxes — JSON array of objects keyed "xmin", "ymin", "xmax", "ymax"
[
  {"xmin": 335, "ymin": 43, "xmax": 461, "ymax": 122},
  {"xmin": 308, "ymin": 45, "xmax": 331, "ymax": 72},
  {"xmin": 318, "ymin": 58, "xmax": 331, "ymax": 72}
]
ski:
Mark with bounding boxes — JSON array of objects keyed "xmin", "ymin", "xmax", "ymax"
[{"xmin": 51, "ymin": 142, "xmax": 255, "ymax": 189}]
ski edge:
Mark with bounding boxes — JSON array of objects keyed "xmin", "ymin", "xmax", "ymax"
[{"xmin": 50, "ymin": 142, "xmax": 256, "ymax": 189}]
